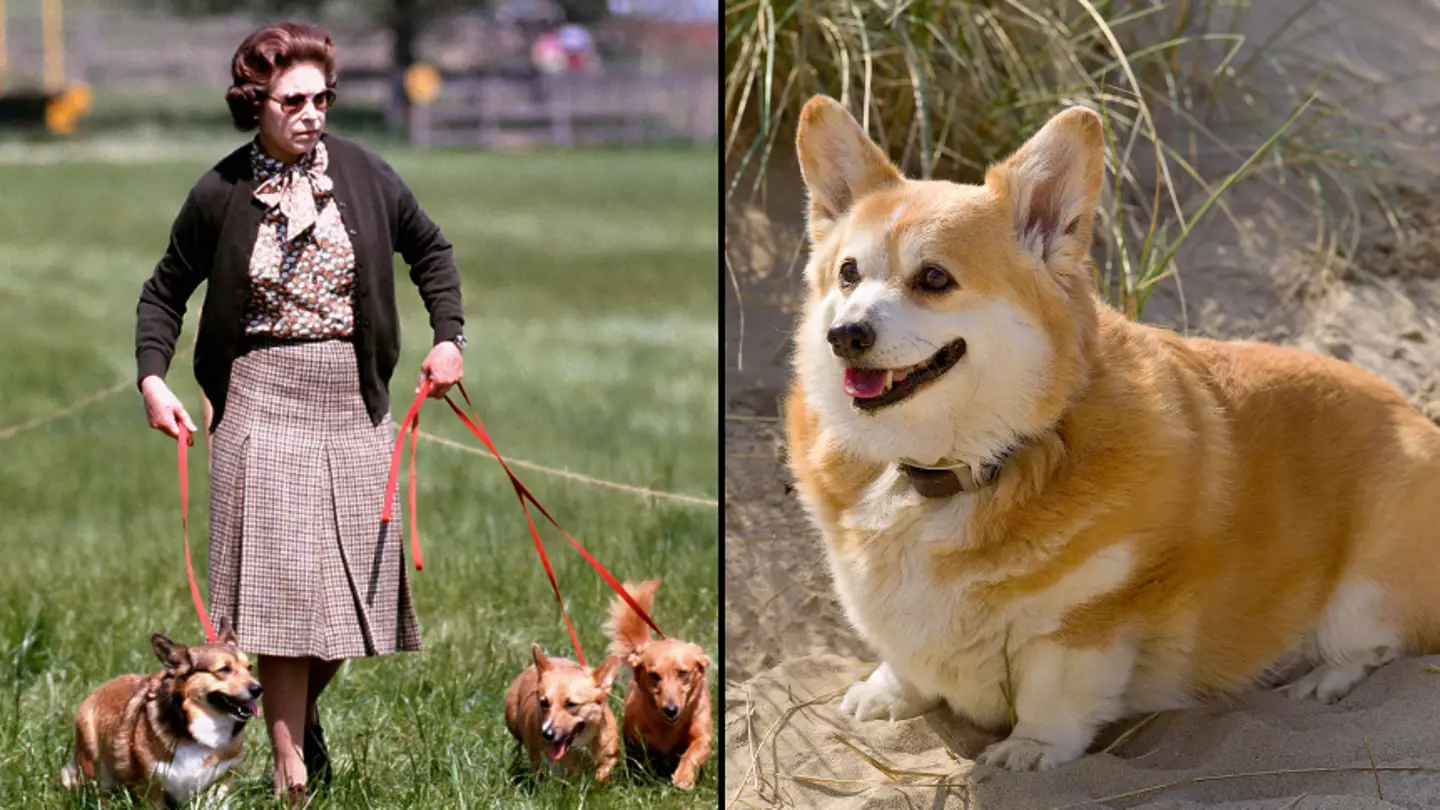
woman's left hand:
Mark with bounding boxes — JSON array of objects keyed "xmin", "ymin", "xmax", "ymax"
[{"xmin": 419, "ymin": 341, "xmax": 464, "ymax": 399}]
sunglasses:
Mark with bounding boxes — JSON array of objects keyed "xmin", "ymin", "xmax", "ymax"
[{"xmin": 266, "ymin": 89, "xmax": 336, "ymax": 114}]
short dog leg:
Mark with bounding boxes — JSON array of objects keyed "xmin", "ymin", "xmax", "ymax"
[
  {"xmin": 671, "ymin": 729, "xmax": 712, "ymax": 790},
  {"xmin": 62, "ymin": 714, "xmax": 98, "ymax": 790},
  {"xmin": 840, "ymin": 661, "xmax": 940, "ymax": 722},
  {"xmin": 671, "ymin": 691, "xmax": 712, "ymax": 790},
  {"xmin": 1283, "ymin": 579, "xmax": 1403, "ymax": 705},
  {"xmin": 978, "ymin": 639, "xmax": 1134, "ymax": 772},
  {"xmin": 593, "ymin": 708, "xmax": 620, "ymax": 785}
]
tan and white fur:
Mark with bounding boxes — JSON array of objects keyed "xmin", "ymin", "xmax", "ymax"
[
  {"xmin": 603, "ymin": 579, "xmax": 713, "ymax": 789},
  {"xmin": 504, "ymin": 643, "xmax": 622, "ymax": 784},
  {"xmin": 61, "ymin": 620, "xmax": 261, "ymax": 805},
  {"xmin": 784, "ymin": 94, "xmax": 1440, "ymax": 772}
]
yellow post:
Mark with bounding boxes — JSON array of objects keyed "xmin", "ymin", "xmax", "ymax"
[
  {"xmin": 43, "ymin": 0, "xmax": 63, "ymax": 91},
  {"xmin": 0, "ymin": 0, "xmax": 8, "ymax": 93}
]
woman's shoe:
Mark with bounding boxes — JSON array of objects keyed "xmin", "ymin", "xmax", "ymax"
[{"xmin": 303, "ymin": 722, "xmax": 334, "ymax": 788}]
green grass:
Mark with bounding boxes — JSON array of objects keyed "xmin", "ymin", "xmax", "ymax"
[{"xmin": 0, "ymin": 135, "xmax": 719, "ymax": 808}]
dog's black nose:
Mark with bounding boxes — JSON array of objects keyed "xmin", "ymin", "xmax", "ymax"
[
  {"xmin": 663, "ymin": 703, "xmax": 680, "ymax": 720},
  {"xmin": 541, "ymin": 727, "xmax": 556, "ymax": 742},
  {"xmin": 248, "ymin": 684, "xmax": 263, "ymax": 699},
  {"xmin": 828, "ymin": 322, "xmax": 875, "ymax": 359}
]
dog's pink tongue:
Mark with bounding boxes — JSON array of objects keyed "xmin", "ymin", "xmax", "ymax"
[
  {"xmin": 547, "ymin": 740, "xmax": 569, "ymax": 761},
  {"xmin": 843, "ymin": 368, "xmax": 888, "ymax": 398}
]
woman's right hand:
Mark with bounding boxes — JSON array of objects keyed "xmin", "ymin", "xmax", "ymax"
[{"xmin": 141, "ymin": 375, "xmax": 198, "ymax": 439}]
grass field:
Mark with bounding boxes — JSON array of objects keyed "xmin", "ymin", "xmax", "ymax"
[{"xmin": 0, "ymin": 134, "xmax": 719, "ymax": 808}]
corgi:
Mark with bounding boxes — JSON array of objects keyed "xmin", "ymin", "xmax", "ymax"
[
  {"xmin": 603, "ymin": 579, "xmax": 712, "ymax": 790},
  {"xmin": 504, "ymin": 643, "xmax": 621, "ymax": 784},
  {"xmin": 61, "ymin": 620, "xmax": 261, "ymax": 805},
  {"xmin": 783, "ymin": 94, "xmax": 1440, "ymax": 772}
]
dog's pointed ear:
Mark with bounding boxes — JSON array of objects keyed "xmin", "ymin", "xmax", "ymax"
[
  {"xmin": 796, "ymin": 94, "xmax": 903, "ymax": 245},
  {"xmin": 696, "ymin": 650, "xmax": 711, "ymax": 671},
  {"xmin": 215, "ymin": 617, "xmax": 237, "ymax": 646},
  {"xmin": 151, "ymin": 634, "xmax": 190, "ymax": 674},
  {"xmin": 985, "ymin": 106, "xmax": 1105, "ymax": 277},
  {"xmin": 593, "ymin": 654, "xmax": 621, "ymax": 694},
  {"xmin": 531, "ymin": 643, "xmax": 552, "ymax": 674}
]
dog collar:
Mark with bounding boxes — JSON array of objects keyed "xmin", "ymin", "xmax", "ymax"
[{"xmin": 898, "ymin": 443, "xmax": 1021, "ymax": 498}]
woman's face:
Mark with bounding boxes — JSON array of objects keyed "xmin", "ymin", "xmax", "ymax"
[{"xmin": 257, "ymin": 62, "xmax": 330, "ymax": 162}]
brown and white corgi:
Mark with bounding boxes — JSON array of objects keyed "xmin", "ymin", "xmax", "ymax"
[
  {"xmin": 504, "ymin": 643, "xmax": 621, "ymax": 784},
  {"xmin": 61, "ymin": 620, "xmax": 261, "ymax": 804},
  {"xmin": 784, "ymin": 94, "xmax": 1440, "ymax": 771},
  {"xmin": 603, "ymin": 579, "xmax": 712, "ymax": 789}
]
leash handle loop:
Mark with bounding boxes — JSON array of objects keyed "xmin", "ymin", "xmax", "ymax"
[{"xmin": 382, "ymin": 380, "xmax": 428, "ymax": 570}]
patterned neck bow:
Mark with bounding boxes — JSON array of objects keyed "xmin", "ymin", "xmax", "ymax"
[{"xmin": 252, "ymin": 139, "xmax": 333, "ymax": 244}]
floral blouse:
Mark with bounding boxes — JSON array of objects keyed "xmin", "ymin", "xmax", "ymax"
[{"xmin": 243, "ymin": 139, "xmax": 357, "ymax": 339}]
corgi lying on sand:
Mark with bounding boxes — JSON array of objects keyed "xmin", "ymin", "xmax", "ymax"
[
  {"xmin": 604, "ymin": 579, "xmax": 712, "ymax": 789},
  {"xmin": 783, "ymin": 94, "xmax": 1440, "ymax": 772},
  {"xmin": 61, "ymin": 621, "xmax": 261, "ymax": 805}
]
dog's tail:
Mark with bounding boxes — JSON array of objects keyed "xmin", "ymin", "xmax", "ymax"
[{"xmin": 604, "ymin": 579, "xmax": 661, "ymax": 657}]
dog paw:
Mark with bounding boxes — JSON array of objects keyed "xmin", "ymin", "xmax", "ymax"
[
  {"xmin": 839, "ymin": 663, "xmax": 937, "ymax": 722},
  {"xmin": 1284, "ymin": 662, "xmax": 1369, "ymax": 705},
  {"xmin": 977, "ymin": 737, "xmax": 1070, "ymax": 772},
  {"xmin": 671, "ymin": 767, "xmax": 696, "ymax": 790}
]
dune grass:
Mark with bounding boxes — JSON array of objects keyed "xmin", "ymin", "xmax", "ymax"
[
  {"xmin": 725, "ymin": 0, "xmax": 1400, "ymax": 321},
  {"xmin": 0, "ymin": 136, "xmax": 718, "ymax": 808}
]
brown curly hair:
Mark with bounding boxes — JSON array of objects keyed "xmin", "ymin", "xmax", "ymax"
[{"xmin": 225, "ymin": 22, "xmax": 338, "ymax": 131}]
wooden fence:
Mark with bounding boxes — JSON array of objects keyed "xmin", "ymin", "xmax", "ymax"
[{"xmin": 406, "ymin": 70, "xmax": 717, "ymax": 148}]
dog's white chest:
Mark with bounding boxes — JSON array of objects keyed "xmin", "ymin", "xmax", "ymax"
[
  {"xmin": 153, "ymin": 743, "xmax": 237, "ymax": 803},
  {"xmin": 827, "ymin": 478, "xmax": 1009, "ymax": 709},
  {"xmin": 825, "ymin": 471, "xmax": 1136, "ymax": 728}
]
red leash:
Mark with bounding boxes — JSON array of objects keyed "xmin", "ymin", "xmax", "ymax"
[
  {"xmin": 381, "ymin": 379, "xmax": 665, "ymax": 667},
  {"xmin": 383, "ymin": 382, "xmax": 428, "ymax": 570},
  {"xmin": 177, "ymin": 425, "xmax": 218, "ymax": 644}
]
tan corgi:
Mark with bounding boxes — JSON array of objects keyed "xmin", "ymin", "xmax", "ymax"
[
  {"xmin": 504, "ymin": 643, "xmax": 621, "ymax": 783},
  {"xmin": 783, "ymin": 94, "xmax": 1440, "ymax": 772},
  {"xmin": 603, "ymin": 579, "xmax": 712, "ymax": 789},
  {"xmin": 61, "ymin": 620, "xmax": 261, "ymax": 805}
]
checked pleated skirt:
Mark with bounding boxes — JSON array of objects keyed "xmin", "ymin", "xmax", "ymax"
[{"xmin": 206, "ymin": 339, "xmax": 422, "ymax": 659}]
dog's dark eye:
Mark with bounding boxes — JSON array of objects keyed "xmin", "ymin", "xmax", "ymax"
[
  {"xmin": 538, "ymin": 697, "xmax": 550, "ymax": 709},
  {"xmin": 650, "ymin": 672, "xmax": 661, "ymax": 682},
  {"xmin": 838, "ymin": 259, "xmax": 860, "ymax": 289},
  {"xmin": 566, "ymin": 700, "xmax": 578, "ymax": 710},
  {"xmin": 917, "ymin": 264, "xmax": 955, "ymax": 292},
  {"xmin": 677, "ymin": 669, "xmax": 688, "ymax": 677},
  {"xmin": 218, "ymin": 665, "xmax": 232, "ymax": 676}
]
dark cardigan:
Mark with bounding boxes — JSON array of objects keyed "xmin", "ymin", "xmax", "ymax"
[{"xmin": 135, "ymin": 133, "xmax": 464, "ymax": 430}]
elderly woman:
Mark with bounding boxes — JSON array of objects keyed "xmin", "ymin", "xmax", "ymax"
[{"xmin": 134, "ymin": 21, "xmax": 465, "ymax": 802}]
